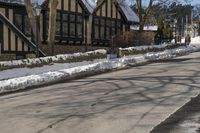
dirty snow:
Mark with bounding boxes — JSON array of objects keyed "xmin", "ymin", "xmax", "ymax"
[{"xmin": 0, "ymin": 45, "xmax": 200, "ymax": 94}]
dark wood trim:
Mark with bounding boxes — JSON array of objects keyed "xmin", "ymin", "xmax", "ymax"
[
  {"xmin": 5, "ymin": 7, "xmax": 11, "ymax": 51},
  {"xmin": 8, "ymin": 29, "xmax": 11, "ymax": 51},
  {"xmin": 0, "ymin": 12, "xmax": 46, "ymax": 56},
  {"xmin": 0, "ymin": 21, "xmax": 4, "ymax": 52},
  {"xmin": 15, "ymin": 35, "xmax": 18, "ymax": 51},
  {"xmin": 92, "ymin": 16, "xmax": 123, "ymax": 44},
  {"xmin": 69, "ymin": 0, "xmax": 71, "ymax": 11},
  {"xmin": 111, "ymin": 0, "xmax": 113, "ymax": 18},
  {"xmin": 75, "ymin": 1, "xmax": 78, "ymax": 39}
]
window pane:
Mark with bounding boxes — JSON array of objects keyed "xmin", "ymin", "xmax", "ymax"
[
  {"xmin": 14, "ymin": 14, "xmax": 23, "ymax": 30},
  {"xmin": 111, "ymin": 28, "xmax": 115, "ymax": 35},
  {"xmin": 112, "ymin": 21, "xmax": 115, "ymax": 27},
  {"xmin": 117, "ymin": 21, "xmax": 121, "ymax": 27},
  {"xmin": 77, "ymin": 24, "xmax": 82, "ymax": 38},
  {"xmin": 63, "ymin": 13, "xmax": 68, "ymax": 21},
  {"xmin": 95, "ymin": 26, "xmax": 99, "ymax": 39},
  {"xmin": 70, "ymin": 23, "xmax": 75, "ymax": 37},
  {"xmin": 70, "ymin": 14, "xmax": 75, "ymax": 22},
  {"xmin": 101, "ymin": 19, "xmax": 105, "ymax": 26},
  {"xmin": 106, "ymin": 20, "xmax": 110, "ymax": 26},
  {"xmin": 106, "ymin": 27, "xmax": 110, "ymax": 39},
  {"xmin": 77, "ymin": 15, "xmax": 82, "ymax": 23},
  {"xmin": 56, "ymin": 21, "xmax": 61, "ymax": 35},
  {"xmin": 57, "ymin": 12, "xmax": 61, "ymax": 20},
  {"xmin": 100, "ymin": 26, "xmax": 104, "ymax": 39},
  {"xmin": 63, "ymin": 22, "xmax": 68, "ymax": 37},
  {"xmin": 94, "ymin": 18, "xmax": 99, "ymax": 25}
]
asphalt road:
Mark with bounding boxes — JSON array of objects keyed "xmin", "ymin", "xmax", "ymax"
[
  {"xmin": 151, "ymin": 94, "xmax": 200, "ymax": 133},
  {"xmin": 1, "ymin": 52, "xmax": 200, "ymax": 133}
]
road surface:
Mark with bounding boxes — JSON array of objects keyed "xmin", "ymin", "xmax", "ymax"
[{"xmin": 0, "ymin": 52, "xmax": 200, "ymax": 133}]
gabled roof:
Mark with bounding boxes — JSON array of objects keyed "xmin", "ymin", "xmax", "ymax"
[
  {"xmin": 117, "ymin": 0, "xmax": 139, "ymax": 23},
  {"xmin": 0, "ymin": 0, "xmax": 46, "ymax": 6},
  {"xmin": 79, "ymin": 0, "xmax": 96, "ymax": 14},
  {"xmin": 0, "ymin": 0, "xmax": 139, "ymax": 23},
  {"xmin": 94, "ymin": 0, "xmax": 139, "ymax": 24}
]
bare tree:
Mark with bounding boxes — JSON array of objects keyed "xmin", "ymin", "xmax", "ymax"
[
  {"xmin": 24, "ymin": 0, "xmax": 40, "ymax": 44},
  {"xmin": 127, "ymin": 0, "xmax": 180, "ymax": 31},
  {"xmin": 24, "ymin": 0, "xmax": 59, "ymax": 56},
  {"xmin": 48, "ymin": 0, "xmax": 59, "ymax": 56}
]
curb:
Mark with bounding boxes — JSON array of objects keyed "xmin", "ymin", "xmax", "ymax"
[{"xmin": 0, "ymin": 46, "xmax": 199, "ymax": 95}]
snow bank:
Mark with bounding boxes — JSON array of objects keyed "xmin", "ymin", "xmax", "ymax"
[
  {"xmin": 120, "ymin": 43, "xmax": 176, "ymax": 51},
  {"xmin": 0, "ymin": 49, "xmax": 107, "ymax": 70},
  {"xmin": 0, "ymin": 45, "xmax": 199, "ymax": 94},
  {"xmin": 119, "ymin": 43, "xmax": 182, "ymax": 56}
]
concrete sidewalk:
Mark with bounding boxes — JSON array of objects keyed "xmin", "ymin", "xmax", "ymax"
[{"xmin": 0, "ymin": 52, "xmax": 200, "ymax": 133}]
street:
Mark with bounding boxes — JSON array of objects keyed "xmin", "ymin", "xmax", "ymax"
[{"xmin": 0, "ymin": 52, "xmax": 200, "ymax": 133}]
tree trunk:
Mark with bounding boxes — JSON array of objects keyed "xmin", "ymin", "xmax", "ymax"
[
  {"xmin": 24, "ymin": 0, "xmax": 42, "ymax": 57},
  {"xmin": 24, "ymin": 0, "xmax": 41, "ymax": 45},
  {"xmin": 135, "ymin": 0, "xmax": 153, "ymax": 31},
  {"xmin": 48, "ymin": 0, "xmax": 59, "ymax": 56}
]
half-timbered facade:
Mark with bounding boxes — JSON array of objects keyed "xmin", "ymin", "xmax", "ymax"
[
  {"xmin": 91, "ymin": 0, "xmax": 139, "ymax": 45},
  {"xmin": 0, "ymin": 0, "xmax": 139, "ymax": 60},
  {"xmin": 43, "ymin": 0, "xmax": 89, "ymax": 44},
  {"xmin": 0, "ymin": 1, "xmax": 45, "ymax": 60}
]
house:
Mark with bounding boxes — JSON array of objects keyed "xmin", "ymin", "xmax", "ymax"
[
  {"xmin": 91, "ymin": 0, "xmax": 139, "ymax": 45},
  {"xmin": 0, "ymin": 0, "xmax": 139, "ymax": 60},
  {"xmin": 0, "ymin": 0, "xmax": 46, "ymax": 60}
]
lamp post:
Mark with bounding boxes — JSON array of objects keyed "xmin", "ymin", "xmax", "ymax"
[{"xmin": 33, "ymin": 3, "xmax": 41, "ymax": 58}]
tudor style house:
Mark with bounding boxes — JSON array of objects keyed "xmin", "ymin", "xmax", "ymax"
[{"xmin": 0, "ymin": 0, "xmax": 139, "ymax": 60}]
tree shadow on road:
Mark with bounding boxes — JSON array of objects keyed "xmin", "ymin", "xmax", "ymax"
[{"xmin": 1, "ymin": 57, "xmax": 200, "ymax": 132}]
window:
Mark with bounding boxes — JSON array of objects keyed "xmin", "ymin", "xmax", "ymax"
[
  {"xmin": 100, "ymin": 19, "xmax": 105, "ymax": 39},
  {"xmin": 45, "ymin": 11, "xmax": 83, "ymax": 40},
  {"xmin": 14, "ymin": 13, "xmax": 31, "ymax": 36},
  {"xmin": 63, "ymin": 22, "xmax": 68, "ymax": 36},
  {"xmin": 56, "ymin": 21, "xmax": 61, "ymax": 35},
  {"xmin": 77, "ymin": 24, "xmax": 83, "ymax": 38},
  {"xmin": 95, "ymin": 25, "xmax": 99, "ymax": 39},
  {"xmin": 93, "ymin": 17, "xmax": 122, "ymax": 41},
  {"xmin": 70, "ymin": 23, "xmax": 75, "ymax": 37},
  {"xmin": 117, "ymin": 21, "xmax": 122, "ymax": 34},
  {"xmin": 63, "ymin": 13, "xmax": 68, "ymax": 21}
]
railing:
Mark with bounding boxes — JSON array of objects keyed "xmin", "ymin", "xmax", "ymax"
[{"xmin": 0, "ymin": 12, "xmax": 46, "ymax": 57}]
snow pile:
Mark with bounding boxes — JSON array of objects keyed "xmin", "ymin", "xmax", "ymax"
[
  {"xmin": 120, "ymin": 43, "xmax": 176, "ymax": 51},
  {"xmin": 191, "ymin": 36, "xmax": 200, "ymax": 45},
  {"xmin": 0, "ymin": 45, "xmax": 199, "ymax": 94},
  {"xmin": 0, "ymin": 49, "xmax": 107, "ymax": 70},
  {"xmin": 119, "ymin": 43, "xmax": 182, "ymax": 56}
]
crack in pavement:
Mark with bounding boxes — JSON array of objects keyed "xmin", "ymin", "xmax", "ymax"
[{"xmin": 36, "ymin": 114, "xmax": 83, "ymax": 133}]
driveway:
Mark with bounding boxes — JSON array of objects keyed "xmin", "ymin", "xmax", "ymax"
[{"xmin": 0, "ymin": 52, "xmax": 200, "ymax": 133}]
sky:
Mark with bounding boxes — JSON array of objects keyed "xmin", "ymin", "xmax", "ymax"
[
  {"xmin": 190, "ymin": 0, "xmax": 200, "ymax": 5},
  {"xmin": 142, "ymin": 0, "xmax": 200, "ymax": 6}
]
